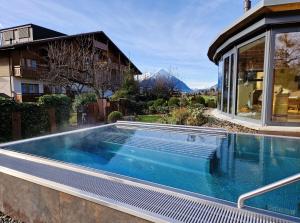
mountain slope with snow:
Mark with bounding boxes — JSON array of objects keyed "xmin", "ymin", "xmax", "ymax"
[{"xmin": 139, "ymin": 69, "xmax": 192, "ymax": 93}]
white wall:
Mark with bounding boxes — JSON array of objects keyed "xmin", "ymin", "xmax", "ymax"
[{"xmin": 0, "ymin": 76, "xmax": 11, "ymax": 96}]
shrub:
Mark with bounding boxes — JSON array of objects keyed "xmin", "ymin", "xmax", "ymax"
[
  {"xmin": 170, "ymin": 108, "xmax": 189, "ymax": 125},
  {"xmin": 153, "ymin": 98, "xmax": 165, "ymax": 107},
  {"xmin": 155, "ymin": 106, "xmax": 169, "ymax": 114},
  {"xmin": 125, "ymin": 100, "xmax": 146, "ymax": 115},
  {"xmin": 38, "ymin": 94, "xmax": 71, "ymax": 127},
  {"xmin": 111, "ymin": 89, "xmax": 129, "ymax": 101},
  {"xmin": 148, "ymin": 105, "xmax": 156, "ymax": 114},
  {"xmin": 147, "ymin": 100, "xmax": 155, "ymax": 107},
  {"xmin": 189, "ymin": 103, "xmax": 205, "ymax": 109},
  {"xmin": 179, "ymin": 97, "xmax": 189, "ymax": 107},
  {"xmin": 168, "ymin": 97, "xmax": 180, "ymax": 107},
  {"xmin": 186, "ymin": 107, "xmax": 207, "ymax": 126},
  {"xmin": 73, "ymin": 93, "xmax": 97, "ymax": 111},
  {"xmin": 107, "ymin": 111, "xmax": 123, "ymax": 123},
  {"xmin": 207, "ymin": 99, "xmax": 216, "ymax": 108},
  {"xmin": 191, "ymin": 95, "xmax": 205, "ymax": 105}
]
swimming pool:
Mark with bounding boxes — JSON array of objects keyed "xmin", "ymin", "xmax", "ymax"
[{"xmin": 1, "ymin": 122, "xmax": 300, "ymax": 218}]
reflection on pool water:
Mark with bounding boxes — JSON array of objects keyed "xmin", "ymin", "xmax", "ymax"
[{"xmin": 2, "ymin": 125, "xmax": 300, "ymax": 218}]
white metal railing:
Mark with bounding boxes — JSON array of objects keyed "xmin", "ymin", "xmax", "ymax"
[{"xmin": 237, "ymin": 173, "xmax": 300, "ymax": 209}]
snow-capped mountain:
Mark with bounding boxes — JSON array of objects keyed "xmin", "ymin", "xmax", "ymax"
[{"xmin": 139, "ymin": 69, "xmax": 192, "ymax": 93}]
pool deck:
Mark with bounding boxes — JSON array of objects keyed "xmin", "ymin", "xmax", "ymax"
[{"xmin": 0, "ymin": 122, "xmax": 299, "ymax": 223}]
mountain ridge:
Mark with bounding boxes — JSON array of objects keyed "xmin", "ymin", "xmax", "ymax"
[{"xmin": 139, "ymin": 69, "xmax": 192, "ymax": 93}]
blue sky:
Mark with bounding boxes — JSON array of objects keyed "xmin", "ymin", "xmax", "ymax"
[{"xmin": 0, "ymin": 0, "xmax": 260, "ymax": 89}]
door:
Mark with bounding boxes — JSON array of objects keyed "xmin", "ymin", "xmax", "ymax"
[{"xmin": 222, "ymin": 52, "xmax": 235, "ymax": 114}]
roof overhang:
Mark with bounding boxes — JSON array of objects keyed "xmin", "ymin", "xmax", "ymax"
[{"xmin": 207, "ymin": 0, "xmax": 300, "ymax": 64}]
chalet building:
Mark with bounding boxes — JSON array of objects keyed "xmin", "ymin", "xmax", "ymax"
[
  {"xmin": 208, "ymin": 0, "xmax": 300, "ymax": 129},
  {"xmin": 0, "ymin": 24, "xmax": 141, "ymax": 102}
]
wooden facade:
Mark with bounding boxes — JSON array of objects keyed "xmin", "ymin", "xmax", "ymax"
[{"xmin": 0, "ymin": 24, "xmax": 141, "ymax": 102}]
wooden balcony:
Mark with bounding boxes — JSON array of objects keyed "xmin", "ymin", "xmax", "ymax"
[
  {"xmin": 21, "ymin": 93, "xmax": 44, "ymax": 102},
  {"xmin": 13, "ymin": 65, "xmax": 48, "ymax": 79}
]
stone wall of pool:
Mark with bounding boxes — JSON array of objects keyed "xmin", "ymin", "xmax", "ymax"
[{"xmin": 0, "ymin": 172, "xmax": 150, "ymax": 223}]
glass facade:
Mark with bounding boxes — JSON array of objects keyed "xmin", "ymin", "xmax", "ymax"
[
  {"xmin": 229, "ymin": 54, "xmax": 234, "ymax": 114},
  {"xmin": 216, "ymin": 26, "xmax": 300, "ymax": 126},
  {"xmin": 217, "ymin": 60, "xmax": 223, "ymax": 110},
  {"xmin": 272, "ymin": 31, "xmax": 300, "ymax": 123},
  {"xmin": 222, "ymin": 57, "xmax": 229, "ymax": 112},
  {"xmin": 236, "ymin": 37, "xmax": 265, "ymax": 120}
]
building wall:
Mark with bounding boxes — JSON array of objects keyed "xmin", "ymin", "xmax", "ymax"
[
  {"xmin": 0, "ymin": 76, "xmax": 11, "ymax": 96},
  {"xmin": 0, "ymin": 57, "xmax": 10, "ymax": 76},
  {"xmin": 1, "ymin": 26, "xmax": 33, "ymax": 46}
]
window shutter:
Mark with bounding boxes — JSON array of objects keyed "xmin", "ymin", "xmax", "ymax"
[
  {"xmin": 19, "ymin": 28, "xmax": 30, "ymax": 38},
  {"xmin": 3, "ymin": 31, "xmax": 14, "ymax": 40}
]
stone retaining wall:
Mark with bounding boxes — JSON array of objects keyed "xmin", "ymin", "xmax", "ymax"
[{"xmin": 0, "ymin": 172, "xmax": 151, "ymax": 223}]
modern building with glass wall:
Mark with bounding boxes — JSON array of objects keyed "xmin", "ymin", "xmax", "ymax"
[{"xmin": 208, "ymin": 0, "xmax": 300, "ymax": 127}]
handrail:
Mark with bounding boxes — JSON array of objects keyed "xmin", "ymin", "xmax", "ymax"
[{"xmin": 237, "ymin": 173, "xmax": 300, "ymax": 209}]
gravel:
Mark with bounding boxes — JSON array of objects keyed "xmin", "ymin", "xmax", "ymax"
[
  {"xmin": 203, "ymin": 116, "xmax": 258, "ymax": 134},
  {"xmin": 0, "ymin": 212, "xmax": 22, "ymax": 223}
]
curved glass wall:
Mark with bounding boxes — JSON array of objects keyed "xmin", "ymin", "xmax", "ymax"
[
  {"xmin": 217, "ymin": 60, "xmax": 223, "ymax": 110},
  {"xmin": 272, "ymin": 31, "xmax": 300, "ymax": 123},
  {"xmin": 222, "ymin": 57, "xmax": 229, "ymax": 112},
  {"xmin": 236, "ymin": 37, "xmax": 265, "ymax": 120}
]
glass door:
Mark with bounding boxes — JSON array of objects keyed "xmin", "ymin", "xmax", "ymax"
[{"xmin": 222, "ymin": 52, "xmax": 235, "ymax": 114}]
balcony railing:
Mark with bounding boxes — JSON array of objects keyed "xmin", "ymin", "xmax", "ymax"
[{"xmin": 13, "ymin": 65, "xmax": 48, "ymax": 79}]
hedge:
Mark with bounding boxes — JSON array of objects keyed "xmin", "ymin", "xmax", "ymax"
[
  {"xmin": 19, "ymin": 103, "xmax": 49, "ymax": 138},
  {"xmin": 38, "ymin": 94, "xmax": 71, "ymax": 126},
  {"xmin": 0, "ymin": 95, "xmax": 72, "ymax": 142},
  {"xmin": 0, "ymin": 99, "xmax": 16, "ymax": 142},
  {"xmin": 73, "ymin": 93, "xmax": 97, "ymax": 111}
]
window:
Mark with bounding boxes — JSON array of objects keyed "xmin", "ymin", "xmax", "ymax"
[
  {"xmin": 222, "ymin": 57, "xmax": 229, "ymax": 112},
  {"xmin": 236, "ymin": 37, "xmax": 265, "ymax": 120},
  {"xmin": 217, "ymin": 60, "xmax": 223, "ymax": 110},
  {"xmin": 26, "ymin": 59, "xmax": 31, "ymax": 67},
  {"xmin": 3, "ymin": 30, "xmax": 14, "ymax": 41},
  {"xmin": 21, "ymin": 83, "xmax": 39, "ymax": 94},
  {"xmin": 18, "ymin": 27, "xmax": 30, "ymax": 38},
  {"xmin": 229, "ymin": 54, "xmax": 234, "ymax": 114},
  {"xmin": 31, "ymin": 60, "xmax": 37, "ymax": 69},
  {"xmin": 25, "ymin": 59, "xmax": 37, "ymax": 69},
  {"xmin": 272, "ymin": 31, "xmax": 300, "ymax": 123}
]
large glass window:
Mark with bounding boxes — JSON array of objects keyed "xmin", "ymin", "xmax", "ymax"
[
  {"xmin": 236, "ymin": 37, "xmax": 265, "ymax": 120},
  {"xmin": 229, "ymin": 54, "xmax": 234, "ymax": 114},
  {"xmin": 21, "ymin": 83, "xmax": 39, "ymax": 94},
  {"xmin": 272, "ymin": 31, "xmax": 300, "ymax": 123},
  {"xmin": 217, "ymin": 60, "xmax": 223, "ymax": 110},
  {"xmin": 222, "ymin": 57, "xmax": 229, "ymax": 112}
]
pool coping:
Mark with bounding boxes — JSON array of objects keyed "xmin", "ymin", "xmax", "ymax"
[{"xmin": 0, "ymin": 122, "xmax": 299, "ymax": 222}]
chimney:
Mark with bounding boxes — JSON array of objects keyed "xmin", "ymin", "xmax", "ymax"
[{"xmin": 244, "ymin": 0, "xmax": 251, "ymax": 12}]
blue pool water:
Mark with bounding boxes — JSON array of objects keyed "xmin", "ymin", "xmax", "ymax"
[{"xmin": 1, "ymin": 124, "xmax": 300, "ymax": 218}]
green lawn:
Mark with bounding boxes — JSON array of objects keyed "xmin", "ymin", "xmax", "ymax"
[{"xmin": 137, "ymin": 115, "xmax": 162, "ymax": 123}]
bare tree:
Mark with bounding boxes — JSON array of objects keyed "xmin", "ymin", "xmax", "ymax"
[{"xmin": 41, "ymin": 35, "xmax": 120, "ymax": 98}]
